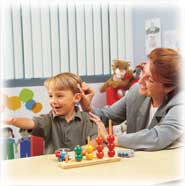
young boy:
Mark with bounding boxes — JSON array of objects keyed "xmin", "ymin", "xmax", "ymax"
[{"xmin": 4, "ymin": 72, "xmax": 98, "ymax": 154}]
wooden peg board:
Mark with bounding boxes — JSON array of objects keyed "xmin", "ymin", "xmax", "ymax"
[{"xmin": 59, "ymin": 156, "xmax": 121, "ymax": 169}]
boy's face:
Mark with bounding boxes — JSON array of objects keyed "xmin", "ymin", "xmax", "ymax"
[{"xmin": 48, "ymin": 89, "xmax": 81, "ymax": 117}]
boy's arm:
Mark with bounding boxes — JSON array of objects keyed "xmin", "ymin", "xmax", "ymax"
[{"xmin": 3, "ymin": 118, "xmax": 35, "ymax": 129}]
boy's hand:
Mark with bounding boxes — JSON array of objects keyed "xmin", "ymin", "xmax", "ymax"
[{"xmin": 2, "ymin": 118, "xmax": 15, "ymax": 125}]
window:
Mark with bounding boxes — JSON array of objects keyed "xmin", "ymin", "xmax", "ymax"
[{"xmin": 3, "ymin": 2, "xmax": 133, "ymax": 86}]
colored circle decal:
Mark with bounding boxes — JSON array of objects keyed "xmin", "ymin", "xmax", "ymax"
[
  {"xmin": 19, "ymin": 88, "xmax": 34, "ymax": 102},
  {"xmin": 32, "ymin": 102, "xmax": 42, "ymax": 113},
  {"xmin": 6, "ymin": 96, "xmax": 21, "ymax": 111},
  {"xmin": 25, "ymin": 100, "xmax": 36, "ymax": 110},
  {"xmin": 4, "ymin": 88, "xmax": 42, "ymax": 113}
]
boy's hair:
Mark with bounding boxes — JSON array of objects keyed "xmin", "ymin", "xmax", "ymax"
[{"xmin": 44, "ymin": 72, "xmax": 82, "ymax": 94}]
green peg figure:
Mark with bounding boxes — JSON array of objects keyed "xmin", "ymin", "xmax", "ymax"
[{"xmin": 74, "ymin": 145, "xmax": 83, "ymax": 161}]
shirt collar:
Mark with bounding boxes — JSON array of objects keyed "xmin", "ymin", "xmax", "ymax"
[{"xmin": 51, "ymin": 106, "xmax": 82, "ymax": 121}]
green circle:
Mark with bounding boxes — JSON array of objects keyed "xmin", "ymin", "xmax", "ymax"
[
  {"xmin": 19, "ymin": 88, "xmax": 34, "ymax": 102},
  {"xmin": 75, "ymin": 154, "xmax": 83, "ymax": 161},
  {"xmin": 74, "ymin": 145, "xmax": 82, "ymax": 154}
]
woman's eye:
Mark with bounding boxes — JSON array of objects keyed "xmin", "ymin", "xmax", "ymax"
[{"xmin": 148, "ymin": 78, "xmax": 154, "ymax": 83}]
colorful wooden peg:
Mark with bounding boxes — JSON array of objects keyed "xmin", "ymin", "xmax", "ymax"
[{"xmin": 85, "ymin": 136, "xmax": 94, "ymax": 160}]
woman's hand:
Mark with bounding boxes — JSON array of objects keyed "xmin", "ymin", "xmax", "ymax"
[
  {"xmin": 88, "ymin": 112, "xmax": 108, "ymax": 142},
  {"xmin": 79, "ymin": 82, "xmax": 95, "ymax": 112}
]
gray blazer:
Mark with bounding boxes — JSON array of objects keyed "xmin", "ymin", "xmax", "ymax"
[{"xmin": 93, "ymin": 83, "xmax": 184, "ymax": 151}]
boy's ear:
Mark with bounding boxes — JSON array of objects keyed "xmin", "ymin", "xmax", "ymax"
[{"xmin": 74, "ymin": 93, "xmax": 82, "ymax": 103}]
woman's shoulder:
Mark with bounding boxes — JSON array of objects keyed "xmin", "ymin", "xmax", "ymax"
[
  {"xmin": 126, "ymin": 83, "xmax": 145, "ymax": 100},
  {"xmin": 127, "ymin": 83, "xmax": 140, "ymax": 95},
  {"xmin": 168, "ymin": 90, "xmax": 184, "ymax": 106}
]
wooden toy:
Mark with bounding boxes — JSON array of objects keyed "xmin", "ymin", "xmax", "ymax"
[
  {"xmin": 58, "ymin": 131, "xmax": 121, "ymax": 169},
  {"xmin": 19, "ymin": 129, "xmax": 30, "ymax": 158},
  {"xmin": 59, "ymin": 151, "xmax": 66, "ymax": 161},
  {"xmin": 118, "ymin": 149, "xmax": 135, "ymax": 158},
  {"xmin": 20, "ymin": 138, "xmax": 30, "ymax": 157},
  {"xmin": 85, "ymin": 136, "xmax": 94, "ymax": 160},
  {"xmin": 55, "ymin": 148, "xmax": 71, "ymax": 161},
  {"xmin": 74, "ymin": 145, "xmax": 83, "ymax": 161},
  {"xmin": 2, "ymin": 127, "xmax": 16, "ymax": 160},
  {"xmin": 107, "ymin": 120, "xmax": 115, "ymax": 157},
  {"xmin": 58, "ymin": 156, "xmax": 121, "ymax": 169},
  {"xmin": 30, "ymin": 135, "xmax": 44, "ymax": 157},
  {"xmin": 96, "ymin": 127, "xmax": 104, "ymax": 159}
]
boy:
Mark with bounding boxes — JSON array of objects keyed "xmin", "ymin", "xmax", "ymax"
[{"xmin": 4, "ymin": 72, "xmax": 98, "ymax": 154}]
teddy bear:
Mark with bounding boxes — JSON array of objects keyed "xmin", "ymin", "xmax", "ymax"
[
  {"xmin": 100, "ymin": 60, "xmax": 134, "ymax": 98},
  {"xmin": 129, "ymin": 62, "xmax": 146, "ymax": 87}
]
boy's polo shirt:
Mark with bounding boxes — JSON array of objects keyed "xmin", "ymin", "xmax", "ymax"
[{"xmin": 32, "ymin": 109, "xmax": 98, "ymax": 154}]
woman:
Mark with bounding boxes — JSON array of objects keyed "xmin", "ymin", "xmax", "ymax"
[{"xmin": 80, "ymin": 48, "xmax": 184, "ymax": 151}]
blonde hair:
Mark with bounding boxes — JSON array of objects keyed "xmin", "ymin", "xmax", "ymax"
[{"xmin": 44, "ymin": 72, "xmax": 82, "ymax": 94}]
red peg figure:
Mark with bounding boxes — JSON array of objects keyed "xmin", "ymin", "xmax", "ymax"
[
  {"xmin": 85, "ymin": 136, "xmax": 94, "ymax": 160},
  {"xmin": 96, "ymin": 127, "xmax": 104, "ymax": 159},
  {"xmin": 107, "ymin": 143, "xmax": 115, "ymax": 151},
  {"xmin": 107, "ymin": 120, "xmax": 115, "ymax": 157}
]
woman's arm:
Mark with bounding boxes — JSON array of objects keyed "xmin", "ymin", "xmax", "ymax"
[
  {"xmin": 79, "ymin": 82, "xmax": 95, "ymax": 112},
  {"xmin": 117, "ymin": 104, "xmax": 184, "ymax": 151},
  {"xmin": 88, "ymin": 112, "xmax": 118, "ymax": 145}
]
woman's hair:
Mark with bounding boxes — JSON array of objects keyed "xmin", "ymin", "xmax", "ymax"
[
  {"xmin": 44, "ymin": 72, "xmax": 82, "ymax": 94},
  {"xmin": 148, "ymin": 48, "xmax": 181, "ymax": 88}
]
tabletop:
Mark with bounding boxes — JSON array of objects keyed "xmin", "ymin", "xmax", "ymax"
[{"xmin": 1, "ymin": 147, "xmax": 184, "ymax": 186}]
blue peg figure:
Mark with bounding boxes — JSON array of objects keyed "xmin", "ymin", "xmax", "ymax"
[{"xmin": 18, "ymin": 129, "xmax": 30, "ymax": 158}]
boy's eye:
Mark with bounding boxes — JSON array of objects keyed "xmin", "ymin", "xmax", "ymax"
[
  {"xmin": 49, "ymin": 95, "xmax": 53, "ymax": 98},
  {"xmin": 57, "ymin": 95, "xmax": 64, "ymax": 98}
]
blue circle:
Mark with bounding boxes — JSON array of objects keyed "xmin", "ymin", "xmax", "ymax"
[{"xmin": 25, "ymin": 100, "xmax": 36, "ymax": 110}]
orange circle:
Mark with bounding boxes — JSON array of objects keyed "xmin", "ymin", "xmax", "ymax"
[
  {"xmin": 32, "ymin": 102, "xmax": 42, "ymax": 113},
  {"xmin": 6, "ymin": 96, "xmax": 21, "ymax": 111}
]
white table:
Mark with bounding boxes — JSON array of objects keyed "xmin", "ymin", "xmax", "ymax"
[{"xmin": 1, "ymin": 147, "xmax": 184, "ymax": 186}]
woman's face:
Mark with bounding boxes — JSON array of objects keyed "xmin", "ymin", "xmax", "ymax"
[{"xmin": 138, "ymin": 62, "xmax": 166, "ymax": 98}]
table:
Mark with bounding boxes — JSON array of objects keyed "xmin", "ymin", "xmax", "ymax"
[{"xmin": 1, "ymin": 147, "xmax": 184, "ymax": 186}]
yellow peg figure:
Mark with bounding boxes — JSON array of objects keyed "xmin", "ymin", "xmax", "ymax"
[{"xmin": 85, "ymin": 136, "xmax": 94, "ymax": 160}]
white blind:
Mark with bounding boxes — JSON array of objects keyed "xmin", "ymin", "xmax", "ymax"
[{"xmin": 3, "ymin": 3, "xmax": 133, "ymax": 80}]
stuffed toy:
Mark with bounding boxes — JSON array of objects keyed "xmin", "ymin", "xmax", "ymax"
[
  {"xmin": 100, "ymin": 60, "xmax": 134, "ymax": 98},
  {"xmin": 129, "ymin": 62, "xmax": 146, "ymax": 87}
]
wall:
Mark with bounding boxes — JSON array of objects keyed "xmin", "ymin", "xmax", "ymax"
[{"xmin": 132, "ymin": 5, "xmax": 180, "ymax": 65}]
